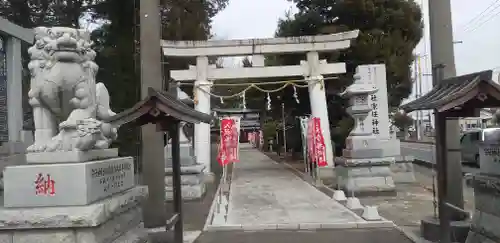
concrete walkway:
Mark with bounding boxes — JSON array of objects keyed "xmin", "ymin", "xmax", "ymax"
[
  {"xmin": 228, "ymin": 147, "xmax": 363, "ymax": 227},
  {"xmin": 206, "ymin": 145, "xmax": 394, "ymax": 231}
]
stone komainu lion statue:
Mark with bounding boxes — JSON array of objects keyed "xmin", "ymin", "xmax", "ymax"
[{"xmin": 27, "ymin": 27, "xmax": 118, "ymax": 152}]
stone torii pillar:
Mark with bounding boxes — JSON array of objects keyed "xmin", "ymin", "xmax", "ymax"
[
  {"xmin": 193, "ymin": 56, "xmax": 213, "ymax": 180},
  {"xmin": 303, "ymin": 52, "xmax": 335, "ymax": 174},
  {"xmin": 0, "ymin": 17, "xmax": 34, "ymax": 145}
]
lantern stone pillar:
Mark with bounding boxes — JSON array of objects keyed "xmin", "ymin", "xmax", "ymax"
[{"xmin": 335, "ymin": 65, "xmax": 397, "ymax": 195}]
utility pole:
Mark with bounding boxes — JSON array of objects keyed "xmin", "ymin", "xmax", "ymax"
[
  {"xmin": 427, "ymin": 0, "xmax": 464, "ymax": 242},
  {"xmin": 140, "ymin": 0, "xmax": 167, "ymax": 228},
  {"xmin": 417, "ymin": 55, "xmax": 424, "ymax": 140},
  {"xmin": 413, "ymin": 58, "xmax": 419, "ymax": 139},
  {"xmin": 428, "ymin": 0, "xmax": 464, "ymax": 212}
]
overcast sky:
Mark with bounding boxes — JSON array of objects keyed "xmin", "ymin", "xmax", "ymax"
[{"xmin": 211, "ymin": 0, "xmax": 500, "ymax": 104}]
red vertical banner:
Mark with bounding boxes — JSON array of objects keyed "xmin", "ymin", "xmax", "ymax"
[
  {"xmin": 217, "ymin": 118, "xmax": 233, "ymax": 166},
  {"xmin": 313, "ymin": 117, "xmax": 327, "ymax": 167},
  {"xmin": 217, "ymin": 118, "xmax": 241, "ymax": 166}
]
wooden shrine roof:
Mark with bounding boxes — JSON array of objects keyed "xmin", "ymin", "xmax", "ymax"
[
  {"xmin": 400, "ymin": 70, "xmax": 500, "ymax": 114},
  {"xmin": 106, "ymin": 88, "xmax": 213, "ymax": 127}
]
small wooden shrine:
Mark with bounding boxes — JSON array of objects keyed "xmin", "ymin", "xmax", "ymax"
[
  {"xmin": 401, "ymin": 69, "xmax": 500, "ymax": 243},
  {"xmin": 106, "ymin": 87, "xmax": 213, "ymax": 243},
  {"xmin": 401, "ymin": 70, "xmax": 500, "ymax": 116}
]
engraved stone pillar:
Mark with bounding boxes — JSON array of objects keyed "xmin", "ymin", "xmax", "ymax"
[{"xmin": 465, "ymin": 142, "xmax": 500, "ymax": 243}]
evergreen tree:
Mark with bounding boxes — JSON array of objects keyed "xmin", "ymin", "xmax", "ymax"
[
  {"xmin": 278, "ymin": 0, "xmax": 423, "ymax": 107},
  {"xmin": 0, "ymin": 0, "xmax": 228, "ymax": 158},
  {"xmin": 274, "ymin": 0, "xmax": 423, "ymax": 149}
]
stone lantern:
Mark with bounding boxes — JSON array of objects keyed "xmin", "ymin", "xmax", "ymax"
[{"xmin": 335, "ymin": 66, "xmax": 396, "ymax": 195}]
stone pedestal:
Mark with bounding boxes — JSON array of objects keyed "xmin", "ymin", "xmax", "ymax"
[
  {"xmin": 335, "ymin": 157, "xmax": 395, "ymax": 196},
  {"xmin": 0, "ymin": 186, "xmax": 148, "ymax": 243},
  {"xmin": 3, "ymin": 157, "xmax": 135, "ymax": 207},
  {"xmin": 164, "ymin": 125, "xmax": 206, "ymax": 201},
  {"xmin": 336, "ymin": 139, "xmax": 398, "ymax": 195},
  {"xmin": 1, "ymin": 151, "xmax": 148, "ymax": 243},
  {"xmin": 165, "ymin": 164, "xmax": 206, "ymax": 201},
  {"xmin": 26, "ymin": 148, "xmax": 118, "ymax": 164},
  {"xmin": 0, "ymin": 26, "xmax": 150, "ymax": 243}
]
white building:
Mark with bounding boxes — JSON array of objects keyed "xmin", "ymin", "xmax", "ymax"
[{"xmin": 459, "ymin": 109, "xmax": 495, "ymax": 131}]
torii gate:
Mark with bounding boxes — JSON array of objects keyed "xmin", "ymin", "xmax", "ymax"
[{"xmin": 161, "ymin": 30, "xmax": 359, "ymax": 178}]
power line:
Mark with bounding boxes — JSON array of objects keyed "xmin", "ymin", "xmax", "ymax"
[
  {"xmin": 463, "ymin": 3, "xmax": 500, "ymax": 34},
  {"xmin": 459, "ymin": 0, "xmax": 500, "ymax": 32}
]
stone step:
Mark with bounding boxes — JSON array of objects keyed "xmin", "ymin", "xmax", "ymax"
[
  {"xmin": 164, "ymin": 173, "xmax": 203, "ymax": 186},
  {"xmin": 165, "ymin": 183, "xmax": 206, "ymax": 201},
  {"xmin": 165, "ymin": 164, "xmax": 205, "ymax": 175}
]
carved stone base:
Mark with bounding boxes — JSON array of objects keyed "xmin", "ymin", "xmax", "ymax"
[
  {"xmin": 4, "ymin": 157, "xmax": 135, "ymax": 207},
  {"xmin": 0, "ymin": 186, "xmax": 148, "ymax": 243},
  {"xmin": 164, "ymin": 166, "xmax": 206, "ymax": 201},
  {"xmin": 335, "ymin": 157, "xmax": 396, "ymax": 196},
  {"xmin": 26, "ymin": 148, "xmax": 118, "ymax": 164}
]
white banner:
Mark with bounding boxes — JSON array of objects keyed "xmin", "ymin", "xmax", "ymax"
[
  {"xmin": 299, "ymin": 117, "xmax": 310, "ymax": 173},
  {"xmin": 230, "ymin": 116, "xmax": 241, "ymax": 160}
]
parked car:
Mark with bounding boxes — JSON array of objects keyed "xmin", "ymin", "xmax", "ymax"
[{"xmin": 460, "ymin": 127, "xmax": 500, "ymax": 166}]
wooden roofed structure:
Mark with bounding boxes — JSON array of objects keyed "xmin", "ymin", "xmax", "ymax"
[
  {"xmin": 106, "ymin": 87, "xmax": 213, "ymax": 242},
  {"xmin": 400, "ymin": 70, "xmax": 500, "ymax": 242},
  {"xmin": 401, "ymin": 70, "xmax": 500, "ymax": 117}
]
